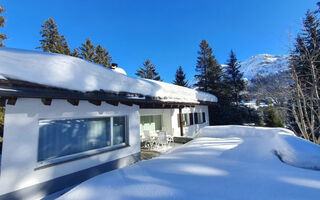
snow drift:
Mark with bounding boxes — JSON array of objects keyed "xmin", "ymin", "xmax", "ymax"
[
  {"xmin": 0, "ymin": 48, "xmax": 217, "ymax": 103},
  {"xmin": 196, "ymin": 126, "xmax": 320, "ymax": 170},
  {"xmin": 58, "ymin": 125, "xmax": 320, "ymax": 200}
]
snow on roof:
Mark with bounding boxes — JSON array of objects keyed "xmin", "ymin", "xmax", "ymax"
[
  {"xmin": 0, "ymin": 48, "xmax": 217, "ymax": 103},
  {"xmin": 112, "ymin": 67, "xmax": 127, "ymax": 75}
]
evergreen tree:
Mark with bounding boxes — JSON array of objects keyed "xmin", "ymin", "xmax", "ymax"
[
  {"xmin": 0, "ymin": 5, "xmax": 7, "ymax": 47},
  {"xmin": 71, "ymin": 48, "xmax": 80, "ymax": 58},
  {"xmin": 224, "ymin": 50, "xmax": 245, "ymax": 104},
  {"xmin": 0, "ymin": 5, "xmax": 6, "ymax": 139},
  {"xmin": 94, "ymin": 44, "xmax": 112, "ymax": 68},
  {"xmin": 136, "ymin": 59, "xmax": 161, "ymax": 80},
  {"xmin": 77, "ymin": 39, "xmax": 112, "ymax": 68},
  {"xmin": 194, "ymin": 40, "xmax": 222, "ymax": 92},
  {"xmin": 264, "ymin": 106, "xmax": 283, "ymax": 127},
  {"xmin": 37, "ymin": 17, "xmax": 71, "ymax": 55},
  {"xmin": 79, "ymin": 38, "xmax": 96, "ymax": 62},
  {"xmin": 289, "ymin": 6, "xmax": 320, "ymax": 144},
  {"xmin": 293, "ymin": 10, "xmax": 320, "ymax": 84},
  {"xmin": 173, "ymin": 66, "xmax": 188, "ymax": 87},
  {"xmin": 194, "ymin": 40, "xmax": 224, "ymax": 100}
]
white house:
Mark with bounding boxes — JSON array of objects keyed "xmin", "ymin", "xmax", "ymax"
[
  {"xmin": 139, "ymin": 105, "xmax": 210, "ymax": 138},
  {"xmin": 0, "ymin": 48, "xmax": 217, "ymax": 200}
]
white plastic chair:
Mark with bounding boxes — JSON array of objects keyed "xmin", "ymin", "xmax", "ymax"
[
  {"xmin": 157, "ymin": 131, "xmax": 168, "ymax": 147},
  {"xmin": 143, "ymin": 130, "xmax": 156, "ymax": 149}
]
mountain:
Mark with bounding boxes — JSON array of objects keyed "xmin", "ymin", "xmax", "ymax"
[
  {"xmin": 190, "ymin": 54, "xmax": 290, "ymax": 88},
  {"xmin": 239, "ymin": 54, "xmax": 290, "ymax": 81}
]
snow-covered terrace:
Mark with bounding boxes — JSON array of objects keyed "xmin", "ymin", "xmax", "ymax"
[
  {"xmin": 0, "ymin": 48, "xmax": 217, "ymax": 105},
  {"xmin": 58, "ymin": 126, "xmax": 320, "ymax": 200}
]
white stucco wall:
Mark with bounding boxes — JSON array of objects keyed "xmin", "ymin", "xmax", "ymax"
[
  {"xmin": 0, "ymin": 98, "xmax": 140, "ymax": 196},
  {"xmin": 171, "ymin": 105, "xmax": 209, "ymax": 137},
  {"xmin": 138, "ymin": 109, "xmax": 173, "ymax": 136},
  {"xmin": 139, "ymin": 105, "xmax": 209, "ymax": 138}
]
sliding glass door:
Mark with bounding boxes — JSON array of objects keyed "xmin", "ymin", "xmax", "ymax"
[{"xmin": 140, "ymin": 115, "xmax": 162, "ymax": 133}]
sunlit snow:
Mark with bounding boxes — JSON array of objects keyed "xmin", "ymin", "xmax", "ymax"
[{"xmin": 58, "ymin": 126, "xmax": 320, "ymax": 200}]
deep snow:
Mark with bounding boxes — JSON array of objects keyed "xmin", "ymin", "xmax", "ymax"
[
  {"xmin": 58, "ymin": 126, "xmax": 320, "ymax": 200},
  {"xmin": 0, "ymin": 48, "xmax": 217, "ymax": 103}
]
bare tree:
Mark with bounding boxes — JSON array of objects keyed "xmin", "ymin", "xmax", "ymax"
[{"xmin": 289, "ymin": 10, "xmax": 320, "ymax": 144}]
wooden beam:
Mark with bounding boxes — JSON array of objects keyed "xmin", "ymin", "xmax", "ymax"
[
  {"xmin": 7, "ymin": 97, "xmax": 17, "ymax": 105},
  {"xmin": 67, "ymin": 99, "xmax": 79, "ymax": 106},
  {"xmin": 106, "ymin": 100, "xmax": 119, "ymax": 106},
  {"xmin": 179, "ymin": 107, "xmax": 184, "ymax": 136},
  {"xmin": 121, "ymin": 101, "xmax": 133, "ymax": 106},
  {"xmin": 41, "ymin": 98, "xmax": 52, "ymax": 106},
  {"xmin": 88, "ymin": 100, "xmax": 101, "ymax": 106}
]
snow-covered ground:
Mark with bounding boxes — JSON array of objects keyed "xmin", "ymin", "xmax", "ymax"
[{"xmin": 58, "ymin": 126, "xmax": 320, "ymax": 200}]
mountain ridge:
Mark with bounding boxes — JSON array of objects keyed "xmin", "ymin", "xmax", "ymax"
[{"xmin": 239, "ymin": 54, "xmax": 289, "ymax": 81}]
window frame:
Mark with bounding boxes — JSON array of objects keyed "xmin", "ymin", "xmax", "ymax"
[{"xmin": 36, "ymin": 115, "xmax": 129, "ymax": 169}]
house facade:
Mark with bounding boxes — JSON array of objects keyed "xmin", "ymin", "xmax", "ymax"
[
  {"xmin": 139, "ymin": 105, "xmax": 209, "ymax": 138},
  {"xmin": 0, "ymin": 48, "xmax": 217, "ymax": 200}
]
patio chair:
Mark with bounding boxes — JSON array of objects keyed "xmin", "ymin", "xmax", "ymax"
[
  {"xmin": 167, "ymin": 135, "xmax": 174, "ymax": 145},
  {"xmin": 143, "ymin": 130, "xmax": 157, "ymax": 149},
  {"xmin": 157, "ymin": 131, "xmax": 168, "ymax": 147}
]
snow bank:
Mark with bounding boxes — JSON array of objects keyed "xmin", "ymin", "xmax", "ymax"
[
  {"xmin": 196, "ymin": 126, "xmax": 320, "ymax": 170},
  {"xmin": 0, "ymin": 48, "xmax": 217, "ymax": 103},
  {"xmin": 196, "ymin": 125, "xmax": 295, "ymax": 138},
  {"xmin": 58, "ymin": 126, "xmax": 320, "ymax": 200}
]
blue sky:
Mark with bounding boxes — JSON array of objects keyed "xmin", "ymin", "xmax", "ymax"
[{"xmin": 1, "ymin": 0, "xmax": 319, "ymax": 82}]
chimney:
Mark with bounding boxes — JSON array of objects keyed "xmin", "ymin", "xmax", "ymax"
[{"xmin": 111, "ymin": 63, "xmax": 118, "ymax": 69}]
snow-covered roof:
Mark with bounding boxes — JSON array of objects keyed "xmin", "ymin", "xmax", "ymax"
[
  {"xmin": 0, "ymin": 48, "xmax": 217, "ymax": 104},
  {"xmin": 112, "ymin": 67, "xmax": 127, "ymax": 75}
]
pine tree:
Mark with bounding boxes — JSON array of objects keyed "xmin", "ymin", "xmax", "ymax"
[
  {"xmin": 0, "ymin": 5, "xmax": 7, "ymax": 47},
  {"xmin": 79, "ymin": 38, "xmax": 96, "ymax": 62},
  {"xmin": 71, "ymin": 48, "xmax": 80, "ymax": 58},
  {"xmin": 76, "ymin": 39, "xmax": 112, "ymax": 68},
  {"xmin": 264, "ymin": 106, "xmax": 283, "ymax": 127},
  {"xmin": 136, "ymin": 59, "xmax": 161, "ymax": 80},
  {"xmin": 194, "ymin": 40, "xmax": 223, "ymax": 96},
  {"xmin": 0, "ymin": 5, "xmax": 6, "ymax": 136},
  {"xmin": 293, "ymin": 10, "xmax": 320, "ymax": 83},
  {"xmin": 289, "ymin": 7, "xmax": 320, "ymax": 144},
  {"xmin": 94, "ymin": 44, "xmax": 112, "ymax": 68},
  {"xmin": 224, "ymin": 50, "xmax": 245, "ymax": 104},
  {"xmin": 173, "ymin": 66, "xmax": 188, "ymax": 87},
  {"xmin": 37, "ymin": 17, "xmax": 71, "ymax": 55}
]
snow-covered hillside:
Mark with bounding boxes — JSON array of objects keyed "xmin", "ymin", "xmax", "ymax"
[{"xmin": 239, "ymin": 54, "xmax": 289, "ymax": 81}]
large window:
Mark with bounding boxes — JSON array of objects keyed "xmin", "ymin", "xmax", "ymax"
[
  {"xmin": 194, "ymin": 113, "xmax": 199, "ymax": 124},
  {"xmin": 113, "ymin": 116, "xmax": 126, "ymax": 145},
  {"xmin": 194, "ymin": 112, "xmax": 205, "ymax": 124},
  {"xmin": 189, "ymin": 113, "xmax": 194, "ymax": 125},
  {"xmin": 38, "ymin": 116, "xmax": 127, "ymax": 162},
  {"xmin": 178, "ymin": 113, "xmax": 191, "ymax": 127},
  {"xmin": 140, "ymin": 115, "xmax": 162, "ymax": 132}
]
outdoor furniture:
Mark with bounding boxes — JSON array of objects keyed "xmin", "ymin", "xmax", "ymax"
[
  {"xmin": 143, "ymin": 130, "xmax": 157, "ymax": 149},
  {"xmin": 156, "ymin": 131, "xmax": 168, "ymax": 147},
  {"xmin": 167, "ymin": 135, "xmax": 174, "ymax": 144}
]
